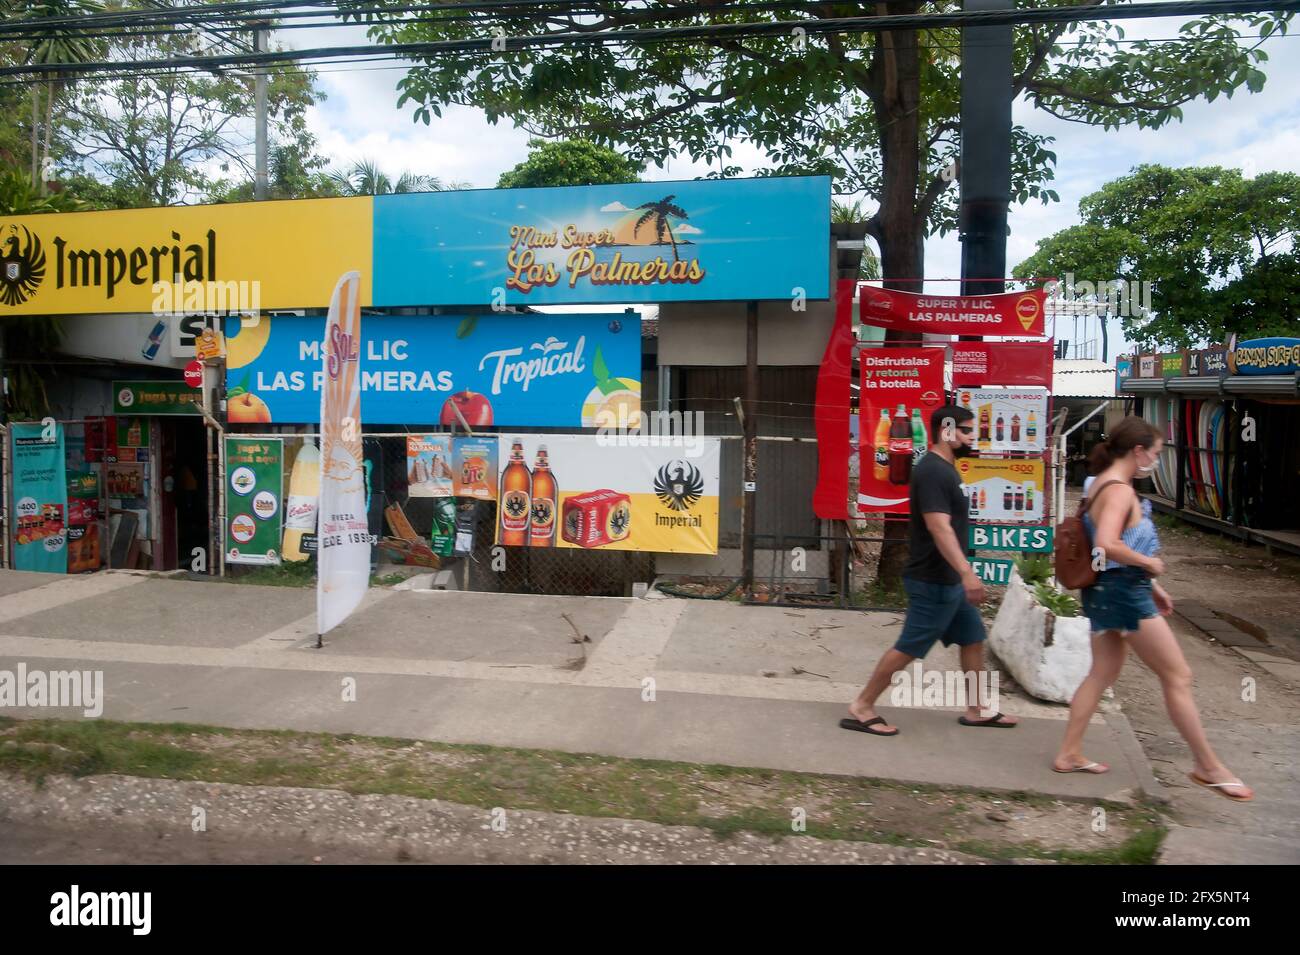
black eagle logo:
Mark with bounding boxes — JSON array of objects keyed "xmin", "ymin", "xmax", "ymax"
[
  {"xmin": 654, "ymin": 460, "xmax": 703, "ymax": 512},
  {"xmin": 1, "ymin": 224, "xmax": 46, "ymax": 307}
]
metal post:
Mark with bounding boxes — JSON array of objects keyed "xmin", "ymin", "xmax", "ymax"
[
  {"xmin": 741, "ymin": 301, "xmax": 758, "ymax": 595},
  {"xmin": 254, "ymin": 23, "xmax": 269, "ymax": 201}
]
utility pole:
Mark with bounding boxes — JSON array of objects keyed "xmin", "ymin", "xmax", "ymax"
[
  {"xmin": 254, "ymin": 21, "xmax": 269, "ymax": 201},
  {"xmin": 958, "ymin": 0, "xmax": 1013, "ymax": 307}
]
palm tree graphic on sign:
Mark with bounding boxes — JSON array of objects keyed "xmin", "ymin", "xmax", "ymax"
[{"xmin": 634, "ymin": 195, "xmax": 689, "ymax": 261}]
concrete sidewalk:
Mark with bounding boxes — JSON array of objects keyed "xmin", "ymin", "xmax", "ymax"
[{"xmin": 0, "ymin": 570, "xmax": 1155, "ymax": 803}]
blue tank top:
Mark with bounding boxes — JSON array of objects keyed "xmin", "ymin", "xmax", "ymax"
[{"xmin": 1082, "ymin": 476, "xmax": 1160, "ymax": 570}]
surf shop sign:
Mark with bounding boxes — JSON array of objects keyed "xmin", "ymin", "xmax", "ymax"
[{"xmin": 1227, "ymin": 337, "xmax": 1300, "ymax": 376}]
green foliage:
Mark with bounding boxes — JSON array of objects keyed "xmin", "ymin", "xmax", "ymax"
[
  {"xmin": 325, "ymin": 158, "xmax": 460, "ymax": 196},
  {"xmin": 1017, "ymin": 165, "xmax": 1300, "ymax": 349},
  {"xmin": 1013, "ymin": 553, "xmax": 1054, "ymax": 586},
  {"xmin": 1032, "ymin": 581, "xmax": 1081, "ymax": 618},
  {"xmin": 0, "ymin": 162, "xmax": 83, "ymax": 214},
  {"xmin": 497, "ymin": 139, "xmax": 643, "ymax": 189}
]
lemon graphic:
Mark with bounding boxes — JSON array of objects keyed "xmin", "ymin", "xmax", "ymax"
[{"xmin": 582, "ymin": 378, "xmax": 641, "ymax": 428}]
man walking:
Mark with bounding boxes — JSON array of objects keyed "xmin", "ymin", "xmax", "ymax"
[{"xmin": 841, "ymin": 405, "xmax": 1017, "ymax": 736}]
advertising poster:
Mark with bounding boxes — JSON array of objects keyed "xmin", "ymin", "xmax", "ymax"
[
  {"xmin": 225, "ymin": 312, "xmax": 641, "ymax": 427},
  {"xmin": 105, "ymin": 463, "xmax": 144, "ymax": 498},
  {"xmin": 812, "ymin": 280, "xmax": 855, "ymax": 519},
  {"xmin": 429, "ymin": 498, "xmax": 456, "ymax": 558},
  {"xmin": 856, "ymin": 347, "xmax": 946, "ymax": 514},
  {"xmin": 493, "ymin": 434, "xmax": 720, "ymax": 555},
  {"xmin": 950, "ymin": 341, "xmax": 1055, "ymax": 388},
  {"xmin": 11, "ymin": 423, "xmax": 68, "ymax": 573},
  {"xmin": 317, "ymin": 272, "xmax": 370, "ymax": 637},
  {"xmin": 1187, "ymin": 346, "xmax": 1227, "ymax": 377},
  {"xmin": 67, "ymin": 470, "xmax": 101, "ymax": 573},
  {"xmin": 1226, "ymin": 337, "xmax": 1300, "ymax": 376},
  {"xmin": 406, "ymin": 435, "xmax": 454, "ymax": 498},
  {"xmin": 956, "ymin": 458, "xmax": 1046, "ymax": 524},
  {"xmin": 113, "ymin": 380, "xmax": 203, "ymax": 416},
  {"xmin": 453, "ymin": 437, "xmax": 499, "ymax": 501},
  {"xmin": 373, "ymin": 176, "xmax": 831, "ymax": 306},
  {"xmin": 859, "ymin": 287, "xmax": 1047, "ymax": 337},
  {"xmin": 224, "ymin": 437, "xmax": 284, "ymax": 565},
  {"xmin": 954, "ymin": 388, "xmax": 1049, "ymax": 454}
]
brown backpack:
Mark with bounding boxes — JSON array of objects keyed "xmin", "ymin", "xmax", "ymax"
[{"xmin": 1054, "ymin": 479, "xmax": 1125, "ymax": 590}]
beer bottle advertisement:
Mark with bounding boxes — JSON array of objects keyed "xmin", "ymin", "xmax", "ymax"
[
  {"xmin": 492, "ymin": 434, "xmax": 722, "ymax": 555},
  {"xmin": 856, "ymin": 347, "xmax": 945, "ymax": 514},
  {"xmin": 954, "ymin": 388, "xmax": 1049, "ymax": 453}
]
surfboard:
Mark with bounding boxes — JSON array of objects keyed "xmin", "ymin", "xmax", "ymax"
[
  {"xmin": 1200, "ymin": 400, "xmax": 1218, "ymax": 517},
  {"xmin": 1210, "ymin": 401, "xmax": 1227, "ymax": 518}
]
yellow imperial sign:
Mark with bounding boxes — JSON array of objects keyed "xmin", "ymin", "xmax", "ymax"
[{"xmin": 0, "ymin": 198, "xmax": 372, "ymax": 315}]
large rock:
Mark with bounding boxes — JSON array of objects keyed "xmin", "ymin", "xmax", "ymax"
[{"xmin": 989, "ymin": 568, "xmax": 1092, "ymax": 703}]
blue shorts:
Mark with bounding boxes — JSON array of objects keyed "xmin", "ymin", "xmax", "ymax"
[
  {"xmin": 1081, "ymin": 566, "xmax": 1159, "ymax": 635},
  {"xmin": 893, "ymin": 576, "xmax": 987, "ymax": 659}
]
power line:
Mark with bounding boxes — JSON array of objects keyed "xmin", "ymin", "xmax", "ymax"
[{"xmin": 1, "ymin": 1, "xmax": 1295, "ymax": 77}]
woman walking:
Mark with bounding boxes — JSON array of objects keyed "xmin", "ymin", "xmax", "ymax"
[{"xmin": 1052, "ymin": 416, "xmax": 1253, "ymax": 801}]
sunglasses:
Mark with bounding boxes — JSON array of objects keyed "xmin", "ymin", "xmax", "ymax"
[{"xmin": 955, "ymin": 425, "xmax": 974, "ymax": 435}]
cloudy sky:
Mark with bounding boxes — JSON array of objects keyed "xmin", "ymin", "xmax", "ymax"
[{"xmin": 281, "ymin": 11, "xmax": 1299, "ymax": 360}]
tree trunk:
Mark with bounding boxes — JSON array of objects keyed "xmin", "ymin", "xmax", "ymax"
[{"xmin": 871, "ymin": 14, "xmax": 926, "ymax": 588}]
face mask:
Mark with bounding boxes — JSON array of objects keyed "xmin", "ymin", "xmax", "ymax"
[{"xmin": 1135, "ymin": 449, "xmax": 1156, "ymax": 476}]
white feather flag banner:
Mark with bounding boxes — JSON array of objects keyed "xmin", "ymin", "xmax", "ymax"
[{"xmin": 317, "ymin": 271, "xmax": 369, "ymax": 638}]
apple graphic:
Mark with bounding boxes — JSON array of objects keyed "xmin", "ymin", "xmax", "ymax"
[
  {"xmin": 228, "ymin": 391, "xmax": 272, "ymax": 424},
  {"xmin": 441, "ymin": 390, "xmax": 493, "ymax": 427}
]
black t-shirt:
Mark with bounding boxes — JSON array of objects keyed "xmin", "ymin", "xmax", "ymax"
[{"xmin": 903, "ymin": 452, "xmax": 970, "ymax": 585}]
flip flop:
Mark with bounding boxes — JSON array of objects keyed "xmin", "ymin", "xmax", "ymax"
[
  {"xmin": 839, "ymin": 716, "xmax": 899, "ymax": 737},
  {"xmin": 1188, "ymin": 772, "xmax": 1254, "ymax": 802},
  {"xmin": 1052, "ymin": 761, "xmax": 1110, "ymax": 774},
  {"xmin": 958, "ymin": 712, "xmax": 1016, "ymax": 728}
]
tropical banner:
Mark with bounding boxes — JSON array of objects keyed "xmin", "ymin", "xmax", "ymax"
[
  {"xmin": 11, "ymin": 423, "xmax": 68, "ymax": 573},
  {"xmin": 493, "ymin": 434, "xmax": 720, "ymax": 555},
  {"xmin": 224, "ymin": 312, "xmax": 640, "ymax": 427},
  {"xmin": 317, "ymin": 272, "xmax": 370, "ymax": 637},
  {"xmin": 859, "ymin": 287, "xmax": 1047, "ymax": 337},
  {"xmin": 857, "ymin": 347, "xmax": 946, "ymax": 514},
  {"xmin": 224, "ymin": 437, "xmax": 284, "ymax": 565}
]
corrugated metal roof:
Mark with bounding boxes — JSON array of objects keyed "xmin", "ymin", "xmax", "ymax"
[{"xmin": 1053, "ymin": 359, "xmax": 1116, "ymax": 398}]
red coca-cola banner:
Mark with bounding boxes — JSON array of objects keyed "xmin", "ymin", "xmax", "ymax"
[
  {"xmin": 812, "ymin": 280, "xmax": 856, "ymax": 519},
  {"xmin": 951, "ymin": 340, "xmax": 1055, "ymax": 388},
  {"xmin": 858, "ymin": 347, "xmax": 946, "ymax": 514},
  {"xmin": 859, "ymin": 286, "xmax": 1047, "ymax": 337}
]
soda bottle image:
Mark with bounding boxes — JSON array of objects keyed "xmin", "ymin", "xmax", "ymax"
[
  {"xmin": 1025, "ymin": 482, "xmax": 1035, "ymax": 514},
  {"xmin": 873, "ymin": 409, "xmax": 891, "ymax": 482},
  {"xmin": 887, "ymin": 404, "xmax": 913, "ymax": 485},
  {"xmin": 979, "ymin": 488, "xmax": 987, "ymax": 509},
  {"xmin": 529, "ymin": 445, "xmax": 557, "ymax": 547},
  {"xmin": 1010, "ymin": 413, "xmax": 1021, "ymax": 443},
  {"xmin": 910, "ymin": 408, "xmax": 926, "ymax": 463},
  {"xmin": 1027, "ymin": 411, "xmax": 1037, "ymax": 442},
  {"xmin": 499, "ymin": 437, "xmax": 532, "ymax": 546},
  {"xmin": 1003, "ymin": 484, "xmax": 1013, "ymax": 512},
  {"xmin": 995, "ymin": 413, "xmax": 1005, "ymax": 443},
  {"xmin": 967, "ymin": 485, "xmax": 978, "ymax": 516},
  {"xmin": 141, "ymin": 320, "xmax": 167, "ymax": 360},
  {"xmin": 1014, "ymin": 488, "xmax": 1024, "ymax": 513},
  {"xmin": 978, "ymin": 406, "xmax": 991, "ymax": 443}
]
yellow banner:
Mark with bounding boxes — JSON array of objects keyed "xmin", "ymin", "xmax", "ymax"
[{"xmin": 0, "ymin": 197, "xmax": 372, "ymax": 315}]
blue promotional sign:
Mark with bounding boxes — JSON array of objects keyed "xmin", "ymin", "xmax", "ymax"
[
  {"xmin": 11, "ymin": 422, "xmax": 68, "ymax": 573},
  {"xmin": 225, "ymin": 313, "xmax": 642, "ymax": 427},
  {"xmin": 372, "ymin": 176, "xmax": 831, "ymax": 306},
  {"xmin": 1226, "ymin": 337, "xmax": 1300, "ymax": 376}
]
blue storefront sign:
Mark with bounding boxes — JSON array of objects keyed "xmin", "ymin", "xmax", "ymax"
[
  {"xmin": 10, "ymin": 422, "xmax": 68, "ymax": 574},
  {"xmin": 372, "ymin": 176, "xmax": 831, "ymax": 306},
  {"xmin": 225, "ymin": 312, "xmax": 642, "ymax": 427},
  {"xmin": 1227, "ymin": 337, "xmax": 1300, "ymax": 376}
]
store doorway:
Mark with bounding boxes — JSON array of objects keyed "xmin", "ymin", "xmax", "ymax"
[{"xmin": 159, "ymin": 417, "xmax": 210, "ymax": 571}]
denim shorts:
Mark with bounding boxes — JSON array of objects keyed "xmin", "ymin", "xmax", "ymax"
[
  {"xmin": 893, "ymin": 576, "xmax": 987, "ymax": 659},
  {"xmin": 1080, "ymin": 566, "xmax": 1159, "ymax": 636}
]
